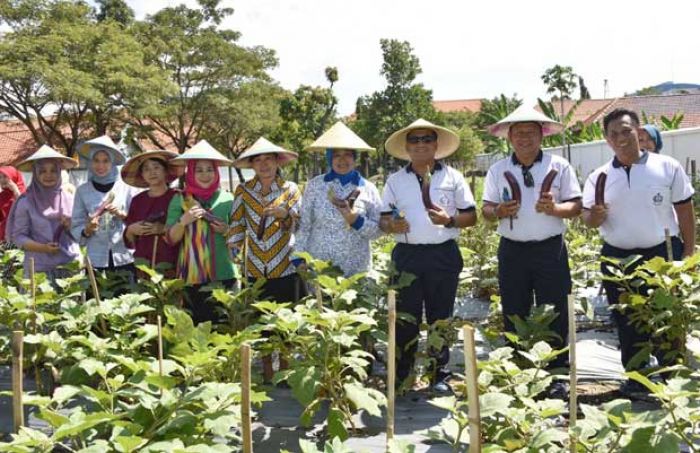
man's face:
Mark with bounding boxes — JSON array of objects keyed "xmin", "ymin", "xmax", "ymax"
[
  {"xmin": 605, "ymin": 115, "xmax": 640, "ymax": 158},
  {"xmin": 405, "ymin": 128, "xmax": 438, "ymax": 163},
  {"xmin": 508, "ymin": 122, "xmax": 543, "ymax": 157},
  {"xmin": 250, "ymin": 153, "xmax": 278, "ymax": 180}
]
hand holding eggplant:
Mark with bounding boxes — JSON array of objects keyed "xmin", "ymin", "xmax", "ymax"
[
  {"xmin": 589, "ymin": 172, "xmax": 609, "ymax": 224},
  {"xmin": 535, "ymin": 169, "xmax": 558, "ymax": 215}
]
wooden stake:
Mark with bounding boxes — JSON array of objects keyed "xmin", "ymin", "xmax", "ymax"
[
  {"xmin": 463, "ymin": 325, "xmax": 481, "ymax": 453},
  {"xmin": 664, "ymin": 228, "xmax": 673, "ymax": 262},
  {"xmin": 151, "ymin": 236, "xmax": 159, "ymax": 270},
  {"xmin": 11, "ymin": 331, "xmax": 24, "ymax": 432},
  {"xmin": 28, "ymin": 257, "xmax": 41, "ymax": 394},
  {"xmin": 316, "ymin": 285, "xmax": 323, "ymax": 310},
  {"xmin": 386, "ymin": 290, "xmax": 396, "ymax": 442},
  {"xmin": 568, "ymin": 294, "xmax": 577, "ymax": 453},
  {"xmin": 241, "ymin": 343, "xmax": 253, "ymax": 453},
  {"xmin": 157, "ymin": 315, "xmax": 164, "ymax": 377},
  {"xmin": 85, "ymin": 256, "xmax": 107, "ymax": 334}
]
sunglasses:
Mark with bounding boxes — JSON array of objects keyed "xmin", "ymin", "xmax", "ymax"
[
  {"xmin": 406, "ymin": 135, "xmax": 437, "ymax": 144},
  {"xmin": 522, "ymin": 167, "xmax": 534, "ymax": 188}
]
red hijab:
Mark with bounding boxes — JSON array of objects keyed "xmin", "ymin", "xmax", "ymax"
[
  {"xmin": 184, "ymin": 159, "xmax": 220, "ymax": 202},
  {"xmin": 0, "ymin": 166, "xmax": 27, "ymax": 241}
]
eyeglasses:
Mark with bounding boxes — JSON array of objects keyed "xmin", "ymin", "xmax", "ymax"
[
  {"xmin": 406, "ymin": 135, "xmax": 437, "ymax": 144},
  {"xmin": 522, "ymin": 167, "xmax": 534, "ymax": 188}
]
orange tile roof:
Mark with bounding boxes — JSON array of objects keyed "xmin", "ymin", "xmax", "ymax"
[
  {"xmin": 604, "ymin": 93, "xmax": 700, "ymax": 129},
  {"xmin": 433, "ymin": 99, "xmax": 483, "ymax": 113},
  {"xmin": 0, "ymin": 120, "xmax": 40, "ymax": 166}
]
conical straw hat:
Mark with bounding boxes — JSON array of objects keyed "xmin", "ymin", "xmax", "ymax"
[{"xmin": 306, "ymin": 122, "xmax": 375, "ymax": 152}]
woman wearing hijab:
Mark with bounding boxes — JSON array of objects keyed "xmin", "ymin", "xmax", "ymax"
[
  {"xmin": 6, "ymin": 146, "xmax": 80, "ymax": 281},
  {"xmin": 229, "ymin": 137, "xmax": 304, "ymax": 382},
  {"xmin": 70, "ymin": 136, "xmax": 135, "ymax": 279},
  {"xmin": 0, "ymin": 165, "xmax": 26, "ymax": 243},
  {"xmin": 166, "ymin": 140, "xmax": 237, "ymax": 324},
  {"xmin": 295, "ymin": 122, "xmax": 383, "ymax": 276},
  {"xmin": 122, "ymin": 150, "xmax": 181, "ymax": 277},
  {"xmin": 639, "ymin": 124, "xmax": 663, "ymax": 153}
]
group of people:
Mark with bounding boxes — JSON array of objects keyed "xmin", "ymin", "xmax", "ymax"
[{"xmin": 0, "ymin": 106, "xmax": 694, "ymax": 397}]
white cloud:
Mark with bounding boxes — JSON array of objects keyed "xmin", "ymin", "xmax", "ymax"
[{"xmin": 130, "ymin": 0, "xmax": 700, "ymax": 114}]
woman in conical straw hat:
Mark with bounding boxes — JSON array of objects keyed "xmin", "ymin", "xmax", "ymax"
[
  {"xmin": 71, "ymin": 135, "xmax": 136, "ymax": 287},
  {"xmin": 6, "ymin": 145, "xmax": 80, "ymax": 281},
  {"xmin": 294, "ymin": 121, "xmax": 383, "ymax": 277},
  {"xmin": 122, "ymin": 150, "xmax": 182, "ymax": 278},
  {"xmin": 229, "ymin": 136, "xmax": 304, "ymax": 382},
  {"xmin": 165, "ymin": 140, "xmax": 237, "ymax": 325}
]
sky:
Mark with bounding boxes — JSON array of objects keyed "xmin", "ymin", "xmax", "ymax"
[{"xmin": 129, "ymin": 0, "xmax": 700, "ymax": 115}]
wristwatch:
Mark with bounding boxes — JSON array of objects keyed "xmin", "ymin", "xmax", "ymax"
[{"xmin": 445, "ymin": 216, "xmax": 456, "ymax": 228}]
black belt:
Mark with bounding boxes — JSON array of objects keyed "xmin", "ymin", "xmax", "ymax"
[
  {"xmin": 396, "ymin": 239, "xmax": 456, "ymax": 249},
  {"xmin": 501, "ymin": 234, "xmax": 562, "ymax": 246}
]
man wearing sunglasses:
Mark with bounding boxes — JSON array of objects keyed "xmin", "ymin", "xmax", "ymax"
[
  {"xmin": 482, "ymin": 106, "xmax": 582, "ymax": 399},
  {"xmin": 380, "ymin": 118, "xmax": 477, "ymax": 393}
]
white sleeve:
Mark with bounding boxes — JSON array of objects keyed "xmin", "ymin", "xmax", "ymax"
[
  {"xmin": 482, "ymin": 168, "xmax": 500, "ymax": 204},
  {"xmin": 381, "ymin": 177, "xmax": 397, "ymax": 213},
  {"xmin": 453, "ymin": 169, "xmax": 475, "ymax": 210},
  {"xmin": 671, "ymin": 163, "xmax": 695, "ymax": 203},
  {"xmin": 559, "ymin": 164, "xmax": 582, "ymax": 201},
  {"xmin": 582, "ymin": 172, "xmax": 596, "ymax": 209}
]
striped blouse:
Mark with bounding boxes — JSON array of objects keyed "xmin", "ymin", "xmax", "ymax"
[{"xmin": 228, "ymin": 176, "xmax": 301, "ymax": 279}]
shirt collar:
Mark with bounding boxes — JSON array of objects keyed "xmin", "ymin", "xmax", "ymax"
[
  {"xmin": 511, "ymin": 150, "xmax": 543, "ymax": 167},
  {"xmin": 405, "ymin": 161, "xmax": 443, "ymax": 174},
  {"xmin": 612, "ymin": 150, "xmax": 649, "ymax": 168}
]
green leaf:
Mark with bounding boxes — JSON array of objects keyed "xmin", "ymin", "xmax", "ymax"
[
  {"xmin": 326, "ymin": 408, "xmax": 348, "ymax": 441},
  {"xmin": 344, "ymin": 382, "xmax": 385, "ymax": 417},
  {"xmin": 479, "ymin": 392, "xmax": 514, "ymax": 417},
  {"xmin": 53, "ymin": 412, "xmax": 119, "ymax": 441},
  {"xmin": 114, "ymin": 436, "xmax": 147, "ymax": 453}
]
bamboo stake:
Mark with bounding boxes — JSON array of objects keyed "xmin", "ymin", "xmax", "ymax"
[
  {"xmin": 386, "ymin": 290, "xmax": 396, "ymax": 442},
  {"xmin": 568, "ymin": 294, "xmax": 577, "ymax": 453},
  {"xmin": 28, "ymin": 258, "xmax": 41, "ymax": 393},
  {"xmin": 664, "ymin": 228, "xmax": 673, "ymax": 262},
  {"xmin": 463, "ymin": 325, "xmax": 481, "ymax": 453},
  {"xmin": 157, "ymin": 315, "xmax": 164, "ymax": 377},
  {"xmin": 151, "ymin": 236, "xmax": 159, "ymax": 270},
  {"xmin": 316, "ymin": 285, "xmax": 323, "ymax": 310},
  {"xmin": 12, "ymin": 331, "xmax": 24, "ymax": 432},
  {"xmin": 241, "ymin": 343, "xmax": 253, "ymax": 453},
  {"xmin": 85, "ymin": 256, "xmax": 108, "ymax": 334}
]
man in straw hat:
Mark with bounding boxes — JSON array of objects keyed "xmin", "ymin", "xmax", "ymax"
[
  {"xmin": 582, "ymin": 108, "xmax": 695, "ymax": 398},
  {"xmin": 6, "ymin": 145, "xmax": 81, "ymax": 282},
  {"xmin": 482, "ymin": 105, "xmax": 582, "ymax": 399},
  {"xmin": 229, "ymin": 137, "xmax": 304, "ymax": 382},
  {"xmin": 295, "ymin": 121, "xmax": 383, "ymax": 277},
  {"xmin": 380, "ymin": 118, "xmax": 477, "ymax": 393}
]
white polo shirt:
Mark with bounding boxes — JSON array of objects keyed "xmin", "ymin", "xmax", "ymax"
[
  {"xmin": 381, "ymin": 162, "xmax": 476, "ymax": 244},
  {"xmin": 483, "ymin": 152, "xmax": 582, "ymax": 242},
  {"xmin": 582, "ymin": 152, "xmax": 694, "ymax": 250}
]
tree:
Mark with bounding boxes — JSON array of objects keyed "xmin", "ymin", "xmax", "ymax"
[
  {"xmin": 439, "ymin": 110, "xmax": 483, "ymax": 169},
  {"xmin": 0, "ymin": 0, "xmax": 172, "ymax": 156},
  {"xmin": 96, "ymin": 0, "xmax": 134, "ymax": 25},
  {"xmin": 130, "ymin": 0, "xmax": 277, "ymax": 153},
  {"xmin": 475, "ymin": 94, "xmax": 522, "ymax": 154},
  {"xmin": 272, "ymin": 67, "xmax": 338, "ymax": 181},
  {"xmin": 541, "ymin": 65, "xmax": 578, "ymax": 157},
  {"xmin": 579, "ymin": 76, "xmax": 591, "ymax": 100},
  {"xmin": 354, "ymin": 39, "xmax": 438, "ymax": 174}
]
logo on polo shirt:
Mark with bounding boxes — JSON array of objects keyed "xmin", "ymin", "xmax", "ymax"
[{"xmin": 653, "ymin": 192, "xmax": 663, "ymax": 206}]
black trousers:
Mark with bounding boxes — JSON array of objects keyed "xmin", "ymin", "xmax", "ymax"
[
  {"xmin": 247, "ymin": 273, "xmax": 308, "ymax": 304},
  {"xmin": 392, "ymin": 240, "xmax": 463, "ymax": 381},
  {"xmin": 498, "ymin": 234, "xmax": 571, "ymax": 369},
  {"xmin": 601, "ymin": 237, "xmax": 683, "ymax": 371},
  {"xmin": 184, "ymin": 279, "xmax": 236, "ymax": 325}
]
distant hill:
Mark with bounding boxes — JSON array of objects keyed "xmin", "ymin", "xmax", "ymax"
[{"xmin": 633, "ymin": 81, "xmax": 700, "ymax": 96}]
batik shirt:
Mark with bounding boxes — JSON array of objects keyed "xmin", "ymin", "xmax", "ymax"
[{"xmin": 228, "ymin": 176, "xmax": 301, "ymax": 279}]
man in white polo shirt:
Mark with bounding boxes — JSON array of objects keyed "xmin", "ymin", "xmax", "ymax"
[
  {"xmin": 380, "ymin": 119, "xmax": 477, "ymax": 393},
  {"xmin": 582, "ymin": 108, "xmax": 695, "ymax": 396},
  {"xmin": 482, "ymin": 106, "xmax": 582, "ymax": 398}
]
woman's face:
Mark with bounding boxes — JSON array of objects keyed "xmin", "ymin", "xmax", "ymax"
[
  {"xmin": 36, "ymin": 162, "xmax": 60, "ymax": 187},
  {"xmin": 141, "ymin": 159, "xmax": 167, "ymax": 187},
  {"xmin": 638, "ymin": 129, "xmax": 657, "ymax": 152},
  {"xmin": 331, "ymin": 149, "xmax": 356, "ymax": 175},
  {"xmin": 194, "ymin": 160, "xmax": 216, "ymax": 188},
  {"xmin": 250, "ymin": 154, "xmax": 279, "ymax": 180},
  {"xmin": 91, "ymin": 150, "xmax": 112, "ymax": 177}
]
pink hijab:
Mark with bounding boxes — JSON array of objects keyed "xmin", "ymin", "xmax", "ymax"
[{"xmin": 184, "ymin": 159, "xmax": 220, "ymax": 201}]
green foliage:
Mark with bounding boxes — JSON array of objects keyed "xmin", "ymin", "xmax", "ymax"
[
  {"xmin": 641, "ymin": 111, "xmax": 686, "ymax": 131},
  {"xmin": 475, "ymin": 94, "xmax": 522, "ymax": 154},
  {"xmin": 354, "ymin": 39, "xmax": 439, "ymax": 174},
  {"xmin": 0, "ymin": 0, "xmax": 173, "ymax": 154},
  {"xmin": 603, "ymin": 254, "xmax": 700, "ymax": 367},
  {"xmin": 541, "ymin": 65, "xmax": 578, "ymax": 102},
  {"xmin": 440, "ymin": 110, "xmax": 484, "ymax": 168}
]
